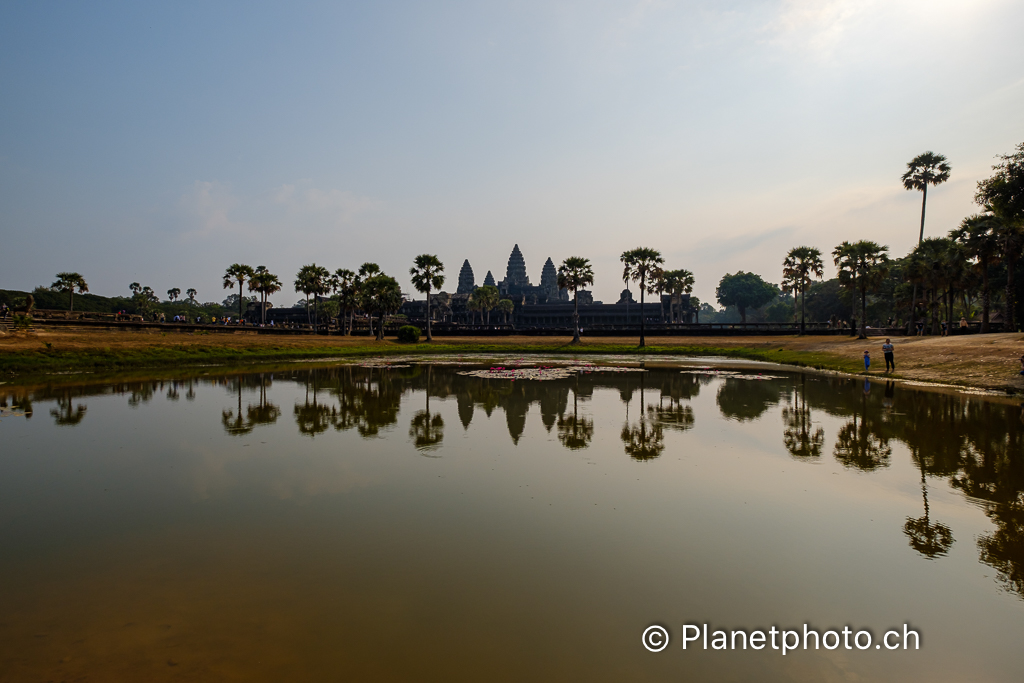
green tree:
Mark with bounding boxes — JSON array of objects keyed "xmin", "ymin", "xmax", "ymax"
[
  {"xmin": 166, "ymin": 287, "xmax": 181, "ymax": 303},
  {"xmin": 833, "ymin": 241, "xmax": 890, "ymax": 338},
  {"xmin": 223, "ymin": 264, "xmax": 255, "ymax": 322},
  {"xmin": 186, "ymin": 288, "xmax": 198, "ymax": 318},
  {"xmin": 782, "ymin": 247, "xmax": 824, "ymax": 334},
  {"xmin": 557, "ymin": 256, "xmax": 595, "ymax": 343},
  {"xmin": 249, "ymin": 266, "xmax": 282, "ymax": 325},
  {"xmin": 715, "ymin": 271, "xmax": 778, "ymax": 323},
  {"xmin": 953, "ymin": 214, "xmax": 1002, "ymax": 333},
  {"xmin": 51, "ymin": 272, "xmax": 88, "ymax": 311},
  {"xmin": 497, "ymin": 297, "xmax": 514, "ymax": 324},
  {"xmin": 620, "ymin": 247, "xmax": 664, "ymax": 347},
  {"xmin": 906, "ymin": 238, "xmax": 953, "ymax": 335},
  {"xmin": 294, "ymin": 264, "xmax": 330, "ymax": 328},
  {"xmin": 410, "ymin": 254, "xmax": 445, "ymax": 341},
  {"xmin": 975, "ymin": 142, "xmax": 1024, "ymax": 330},
  {"xmin": 361, "ymin": 274, "xmax": 403, "ymax": 340}
]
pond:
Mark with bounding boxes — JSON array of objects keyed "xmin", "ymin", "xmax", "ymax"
[{"xmin": 1, "ymin": 358, "xmax": 1023, "ymax": 682}]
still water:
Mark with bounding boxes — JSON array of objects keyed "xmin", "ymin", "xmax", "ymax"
[{"xmin": 1, "ymin": 359, "xmax": 1023, "ymax": 682}]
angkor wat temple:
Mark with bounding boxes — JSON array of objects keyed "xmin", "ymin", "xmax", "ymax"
[
  {"xmin": 400, "ymin": 244, "xmax": 691, "ymax": 329},
  {"xmin": 457, "ymin": 244, "xmax": 570, "ymax": 304}
]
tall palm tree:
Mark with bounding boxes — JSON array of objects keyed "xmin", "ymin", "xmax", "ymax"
[
  {"xmin": 781, "ymin": 247, "xmax": 824, "ymax": 334},
  {"xmin": 620, "ymin": 247, "xmax": 664, "ymax": 348},
  {"xmin": 51, "ymin": 272, "xmax": 88, "ymax": 311},
  {"xmin": 186, "ymin": 288, "xmax": 197, "ymax": 319},
  {"xmin": 249, "ymin": 266, "xmax": 282, "ymax": 325},
  {"xmin": 953, "ymin": 214, "xmax": 1002, "ymax": 333},
  {"xmin": 223, "ymin": 264, "xmax": 255, "ymax": 322},
  {"xmin": 166, "ymin": 287, "xmax": 180, "ymax": 303},
  {"xmin": 557, "ymin": 256, "xmax": 594, "ymax": 344},
  {"xmin": 833, "ymin": 240, "xmax": 890, "ymax": 339},
  {"xmin": 906, "ymin": 238, "xmax": 953, "ymax": 335},
  {"xmin": 294, "ymin": 264, "xmax": 329, "ymax": 328},
  {"xmin": 903, "ymin": 152, "xmax": 951, "ymax": 332},
  {"xmin": 409, "ymin": 254, "xmax": 445, "ymax": 341}
]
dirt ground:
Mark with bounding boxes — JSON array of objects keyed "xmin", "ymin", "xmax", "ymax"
[{"xmin": 2, "ymin": 327, "xmax": 1023, "ymax": 392}]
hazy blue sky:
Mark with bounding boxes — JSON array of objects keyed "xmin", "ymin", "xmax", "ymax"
[{"xmin": 2, "ymin": 1, "xmax": 1022, "ymax": 306}]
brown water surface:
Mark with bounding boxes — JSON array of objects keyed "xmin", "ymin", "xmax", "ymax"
[{"xmin": 1, "ymin": 360, "xmax": 1023, "ymax": 681}]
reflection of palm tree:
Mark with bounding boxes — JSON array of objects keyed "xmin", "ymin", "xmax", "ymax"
[
  {"xmin": 409, "ymin": 366, "xmax": 444, "ymax": 453},
  {"xmin": 903, "ymin": 458, "xmax": 954, "ymax": 558},
  {"xmin": 557, "ymin": 374, "xmax": 593, "ymax": 450},
  {"xmin": 223, "ymin": 375, "xmax": 281, "ymax": 435},
  {"xmin": 621, "ymin": 374, "xmax": 665, "ymax": 461},
  {"xmin": 50, "ymin": 395, "xmax": 87, "ymax": 426},
  {"xmin": 782, "ymin": 377, "xmax": 824, "ymax": 459},
  {"xmin": 833, "ymin": 389, "xmax": 891, "ymax": 471}
]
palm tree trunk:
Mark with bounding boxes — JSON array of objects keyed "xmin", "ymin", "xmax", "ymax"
[
  {"xmin": 918, "ymin": 185, "xmax": 928, "ymax": 243},
  {"xmin": 425, "ymin": 289, "xmax": 432, "ymax": 341},
  {"xmin": 238, "ymin": 280, "xmax": 244, "ymax": 322},
  {"xmin": 572, "ymin": 290, "xmax": 580, "ymax": 343},
  {"xmin": 639, "ymin": 274, "xmax": 646, "ymax": 348},
  {"xmin": 800, "ymin": 283, "xmax": 806, "ymax": 335},
  {"xmin": 69, "ymin": 290, "xmax": 74, "ymax": 312}
]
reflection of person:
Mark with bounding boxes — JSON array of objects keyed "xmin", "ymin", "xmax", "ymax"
[
  {"xmin": 883, "ymin": 381, "xmax": 895, "ymax": 409},
  {"xmin": 882, "ymin": 338, "xmax": 895, "ymax": 372},
  {"xmin": 863, "ymin": 379, "xmax": 871, "ymax": 395},
  {"xmin": 863, "ymin": 350, "xmax": 871, "ymax": 371}
]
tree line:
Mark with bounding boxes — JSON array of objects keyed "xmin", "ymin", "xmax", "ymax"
[{"xmin": 30, "ymin": 142, "xmax": 1023, "ymax": 340}]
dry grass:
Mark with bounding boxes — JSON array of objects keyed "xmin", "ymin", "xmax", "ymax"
[{"xmin": 2, "ymin": 327, "xmax": 1023, "ymax": 392}]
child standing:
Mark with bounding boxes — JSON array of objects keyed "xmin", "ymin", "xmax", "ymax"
[{"xmin": 864, "ymin": 350, "xmax": 871, "ymax": 371}]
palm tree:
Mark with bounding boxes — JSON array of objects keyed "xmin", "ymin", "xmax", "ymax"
[
  {"xmin": 620, "ymin": 247, "xmax": 664, "ymax": 348},
  {"xmin": 557, "ymin": 256, "xmax": 594, "ymax": 343},
  {"xmin": 223, "ymin": 264, "xmax": 255, "ymax": 322},
  {"xmin": 51, "ymin": 272, "xmax": 88, "ymax": 311},
  {"xmin": 976, "ymin": 141, "xmax": 1024, "ymax": 330},
  {"xmin": 903, "ymin": 152, "xmax": 951, "ymax": 333},
  {"xmin": 781, "ymin": 247, "xmax": 824, "ymax": 334},
  {"xmin": 409, "ymin": 255, "xmax": 445, "ymax": 341},
  {"xmin": 167, "ymin": 287, "xmax": 181, "ymax": 303},
  {"xmin": 662, "ymin": 269, "xmax": 694, "ymax": 323},
  {"xmin": 953, "ymin": 214, "xmax": 1002, "ymax": 333},
  {"xmin": 249, "ymin": 266, "xmax": 282, "ymax": 325},
  {"xmin": 294, "ymin": 264, "xmax": 329, "ymax": 328},
  {"xmin": 833, "ymin": 240, "xmax": 890, "ymax": 339}
]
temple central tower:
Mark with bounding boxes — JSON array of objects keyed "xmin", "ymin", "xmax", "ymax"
[{"xmin": 504, "ymin": 244, "xmax": 530, "ymax": 287}]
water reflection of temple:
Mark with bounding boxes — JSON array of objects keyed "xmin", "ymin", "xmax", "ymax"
[{"xmin": 5, "ymin": 366, "xmax": 1024, "ymax": 599}]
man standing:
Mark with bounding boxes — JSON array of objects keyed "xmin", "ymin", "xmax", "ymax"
[{"xmin": 882, "ymin": 338, "xmax": 895, "ymax": 373}]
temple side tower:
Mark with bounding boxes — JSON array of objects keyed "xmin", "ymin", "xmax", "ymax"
[
  {"xmin": 483, "ymin": 271, "xmax": 496, "ymax": 287},
  {"xmin": 539, "ymin": 257, "xmax": 558, "ymax": 300},
  {"xmin": 457, "ymin": 260, "xmax": 476, "ymax": 294}
]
